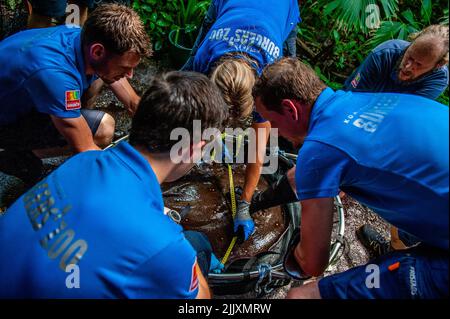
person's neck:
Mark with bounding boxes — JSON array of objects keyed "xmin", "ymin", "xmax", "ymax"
[
  {"xmin": 83, "ymin": 45, "xmax": 96, "ymax": 76},
  {"xmin": 134, "ymin": 145, "xmax": 175, "ymax": 184}
]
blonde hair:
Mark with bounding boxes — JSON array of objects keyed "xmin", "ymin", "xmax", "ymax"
[
  {"xmin": 409, "ymin": 24, "xmax": 449, "ymax": 65},
  {"xmin": 210, "ymin": 56, "xmax": 256, "ymax": 123}
]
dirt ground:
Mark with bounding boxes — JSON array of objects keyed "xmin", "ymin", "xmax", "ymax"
[{"xmin": 0, "ymin": 58, "xmax": 391, "ymax": 299}]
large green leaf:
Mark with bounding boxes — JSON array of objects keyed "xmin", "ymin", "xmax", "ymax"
[
  {"xmin": 319, "ymin": 0, "xmax": 399, "ymax": 34},
  {"xmin": 421, "ymin": 0, "xmax": 433, "ymax": 25}
]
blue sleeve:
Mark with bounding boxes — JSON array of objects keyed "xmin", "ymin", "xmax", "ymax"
[
  {"xmin": 25, "ymin": 69, "xmax": 82, "ymax": 119},
  {"xmin": 252, "ymin": 110, "xmax": 268, "ymax": 123},
  {"xmin": 344, "ymin": 50, "xmax": 384, "ymax": 92},
  {"xmin": 414, "ymin": 67, "xmax": 449, "ymax": 100},
  {"xmin": 124, "ymin": 236, "xmax": 199, "ymax": 299},
  {"xmin": 295, "ymin": 141, "xmax": 351, "ymax": 200}
]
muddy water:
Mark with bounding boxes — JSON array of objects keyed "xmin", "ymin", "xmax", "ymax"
[{"xmin": 162, "ymin": 164, "xmax": 286, "ymax": 263}]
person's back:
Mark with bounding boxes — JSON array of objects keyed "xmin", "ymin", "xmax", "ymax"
[
  {"xmin": 301, "ymin": 89, "xmax": 449, "ymax": 249},
  {"xmin": 193, "ymin": 0, "xmax": 300, "ymax": 74},
  {"xmin": 0, "ymin": 142, "xmax": 199, "ymax": 298},
  {"xmin": 0, "ymin": 25, "xmax": 91, "ymax": 125}
]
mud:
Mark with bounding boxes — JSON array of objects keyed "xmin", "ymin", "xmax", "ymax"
[{"xmin": 162, "ymin": 164, "xmax": 286, "ymax": 262}]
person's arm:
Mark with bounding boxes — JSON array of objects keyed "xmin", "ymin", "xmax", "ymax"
[
  {"xmin": 294, "ymin": 197, "xmax": 334, "ymax": 276},
  {"xmin": 50, "ymin": 115, "xmax": 100, "ymax": 153},
  {"xmin": 241, "ymin": 121, "xmax": 271, "ymax": 202},
  {"xmin": 344, "ymin": 50, "xmax": 383, "ymax": 92},
  {"xmin": 109, "ymin": 78, "xmax": 141, "ymax": 116},
  {"xmin": 195, "ymin": 264, "xmax": 211, "ymax": 299}
]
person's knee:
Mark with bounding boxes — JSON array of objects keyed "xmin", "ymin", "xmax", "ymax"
[
  {"xmin": 286, "ymin": 281, "xmax": 322, "ymax": 299},
  {"xmin": 94, "ymin": 113, "xmax": 115, "ymax": 148}
]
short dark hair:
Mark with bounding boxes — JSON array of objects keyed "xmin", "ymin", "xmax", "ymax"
[
  {"xmin": 81, "ymin": 4, "xmax": 151, "ymax": 57},
  {"xmin": 253, "ymin": 58, "xmax": 326, "ymax": 113},
  {"xmin": 129, "ymin": 71, "xmax": 229, "ymax": 152}
]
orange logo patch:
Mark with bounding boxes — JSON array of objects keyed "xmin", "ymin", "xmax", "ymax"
[
  {"xmin": 65, "ymin": 90, "xmax": 81, "ymax": 110},
  {"xmin": 189, "ymin": 258, "xmax": 199, "ymax": 292}
]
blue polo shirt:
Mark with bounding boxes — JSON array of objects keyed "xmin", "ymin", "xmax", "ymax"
[
  {"xmin": 344, "ymin": 40, "xmax": 449, "ymax": 100},
  {"xmin": 193, "ymin": 0, "xmax": 300, "ymax": 75},
  {"xmin": 0, "ymin": 142, "xmax": 199, "ymax": 298},
  {"xmin": 295, "ymin": 88, "xmax": 449, "ymax": 250},
  {"xmin": 0, "ymin": 26, "xmax": 96, "ymax": 126}
]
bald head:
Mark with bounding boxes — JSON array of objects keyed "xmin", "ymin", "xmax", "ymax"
[{"xmin": 398, "ymin": 25, "xmax": 448, "ymax": 82}]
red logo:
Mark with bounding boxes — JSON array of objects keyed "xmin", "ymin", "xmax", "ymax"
[
  {"xmin": 189, "ymin": 258, "xmax": 199, "ymax": 292},
  {"xmin": 65, "ymin": 90, "xmax": 81, "ymax": 110}
]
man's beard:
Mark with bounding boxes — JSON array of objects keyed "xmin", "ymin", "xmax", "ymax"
[
  {"xmin": 91, "ymin": 59, "xmax": 116, "ymax": 84},
  {"xmin": 395, "ymin": 52, "xmax": 436, "ymax": 85}
]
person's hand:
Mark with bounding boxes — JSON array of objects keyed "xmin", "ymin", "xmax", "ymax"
[
  {"xmin": 209, "ymin": 253, "xmax": 225, "ymax": 274},
  {"xmin": 233, "ymin": 199, "xmax": 255, "ymax": 243}
]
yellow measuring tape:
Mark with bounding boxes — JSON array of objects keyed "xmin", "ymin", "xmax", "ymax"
[
  {"xmin": 221, "ymin": 163, "xmax": 238, "ymax": 265},
  {"xmin": 210, "ymin": 132, "xmax": 246, "ymax": 265}
]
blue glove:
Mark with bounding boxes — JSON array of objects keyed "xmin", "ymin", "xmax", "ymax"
[
  {"xmin": 233, "ymin": 199, "xmax": 255, "ymax": 242},
  {"xmin": 209, "ymin": 253, "xmax": 225, "ymax": 274}
]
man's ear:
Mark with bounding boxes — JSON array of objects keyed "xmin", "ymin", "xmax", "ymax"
[
  {"xmin": 436, "ymin": 59, "xmax": 447, "ymax": 69},
  {"xmin": 281, "ymin": 99, "xmax": 299, "ymax": 121},
  {"xmin": 89, "ymin": 43, "xmax": 106, "ymax": 61}
]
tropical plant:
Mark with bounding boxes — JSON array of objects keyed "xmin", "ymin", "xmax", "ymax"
[
  {"xmin": 318, "ymin": 0, "xmax": 399, "ymax": 34},
  {"xmin": 366, "ymin": 0, "xmax": 447, "ymax": 48},
  {"xmin": 6, "ymin": 0, "xmax": 20, "ymax": 10},
  {"xmin": 171, "ymin": 0, "xmax": 210, "ymax": 48},
  {"xmin": 133, "ymin": 0, "xmax": 210, "ymax": 51}
]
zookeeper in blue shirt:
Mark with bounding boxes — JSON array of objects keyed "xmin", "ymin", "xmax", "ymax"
[
  {"xmin": 0, "ymin": 4, "xmax": 147, "ymax": 186},
  {"xmin": 344, "ymin": 24, "xmax": 449, "ymax": 258},
  {"xmin": 0, "ymin": 71, "xmax": 228, "ymax": 298},
  {"xmin": 344, "ymin": 25, "xmax": 448, "ymax": 100},
  {"xmin": 250, "ymin": 58, "xmax": 448, "ymax": 299},
  {"xmin": 182, "ymin": 0, "xmax": 301, "ymax": 244}
]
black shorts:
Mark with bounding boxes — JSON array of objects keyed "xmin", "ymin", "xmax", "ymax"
[{"xmin": 0, "ymin": 109, "xmax": 105, "ymax": 151}]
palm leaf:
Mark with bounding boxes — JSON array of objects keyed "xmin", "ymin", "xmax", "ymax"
[{"xmin": 319, "ymin": 0, "xmax": 399, "ymax": 33}]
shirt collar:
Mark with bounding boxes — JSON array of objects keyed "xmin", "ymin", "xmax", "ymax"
[
  {"xmin": 73, "ymin": 30, "xmax": 95, "ymax": 90},
  {"xmin": 308, "ymin": 87, "xmax": 336, "ymax": 133},
  {"xmin": 109, "ymin": 141, "xmax": 160, "ymax": 188}
]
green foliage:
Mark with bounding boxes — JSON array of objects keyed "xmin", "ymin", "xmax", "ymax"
[
  {"xmin": 133, "ymin": 0, "xmax": 210, "ymax": 51},
  {"xmin": 367, "ymin": 0, "xmax": 448, "ymax": 48},
  {"xmin": 6, "ymin": 0, "xmax": 19, "ymax": 10},
  {"xmin": 437, "ymin": 88, "xmax": 449, "ymax": 106},
  {"xmin": 319, "ymin": 0, "xmax": 399, "ymax": 34}
]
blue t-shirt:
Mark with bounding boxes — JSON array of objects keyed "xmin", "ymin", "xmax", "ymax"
[
  {"xmin": 193, "ymin": 0, "xmax": 300, "ymax": 75},
  {"xmin": 344, "ymin": 40, "xmax": 449, "ymax": 100},
  {"xmin": 295, "ymin": 88, "xmax": 449, "ymax": 250},
  {"xmin": 0, "ymin": 26, "xmax": 96, "ymax": 126},
  {"xmin": 0, "ymin": 142, "xmax": 199, "ymax": 298}
]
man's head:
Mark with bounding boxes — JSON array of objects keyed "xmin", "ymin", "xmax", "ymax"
[
  {"xmin": 81, "ymin": 4, "xmax": 151, "ymax": 84},
  {"xmin": 398, "ymin": 25, "xmax": 449, "ymax": 82},
  {"xmin": 253, "ymin": 58, "xmax": 326, "ymax": 146},
  {"xmin": 129, "ymin": 71, "xmax": 228, "ymax": 182}
]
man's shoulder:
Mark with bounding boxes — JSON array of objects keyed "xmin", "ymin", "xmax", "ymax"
[{"xmin": 372, "ymin": 39, "xmax": 410, "ymax": 55}]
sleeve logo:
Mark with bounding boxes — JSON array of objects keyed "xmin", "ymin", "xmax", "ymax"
[
  {"xmin": 351, "ymin": 73, "xmax": 361, "ymax": 88},
  {"xmin": 65, "ymin": 90, "xmax": 81, "ymax": 110},
  {"xmin": 189, "ymin": 258, "xmax": 199, "ymax": 292}
]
